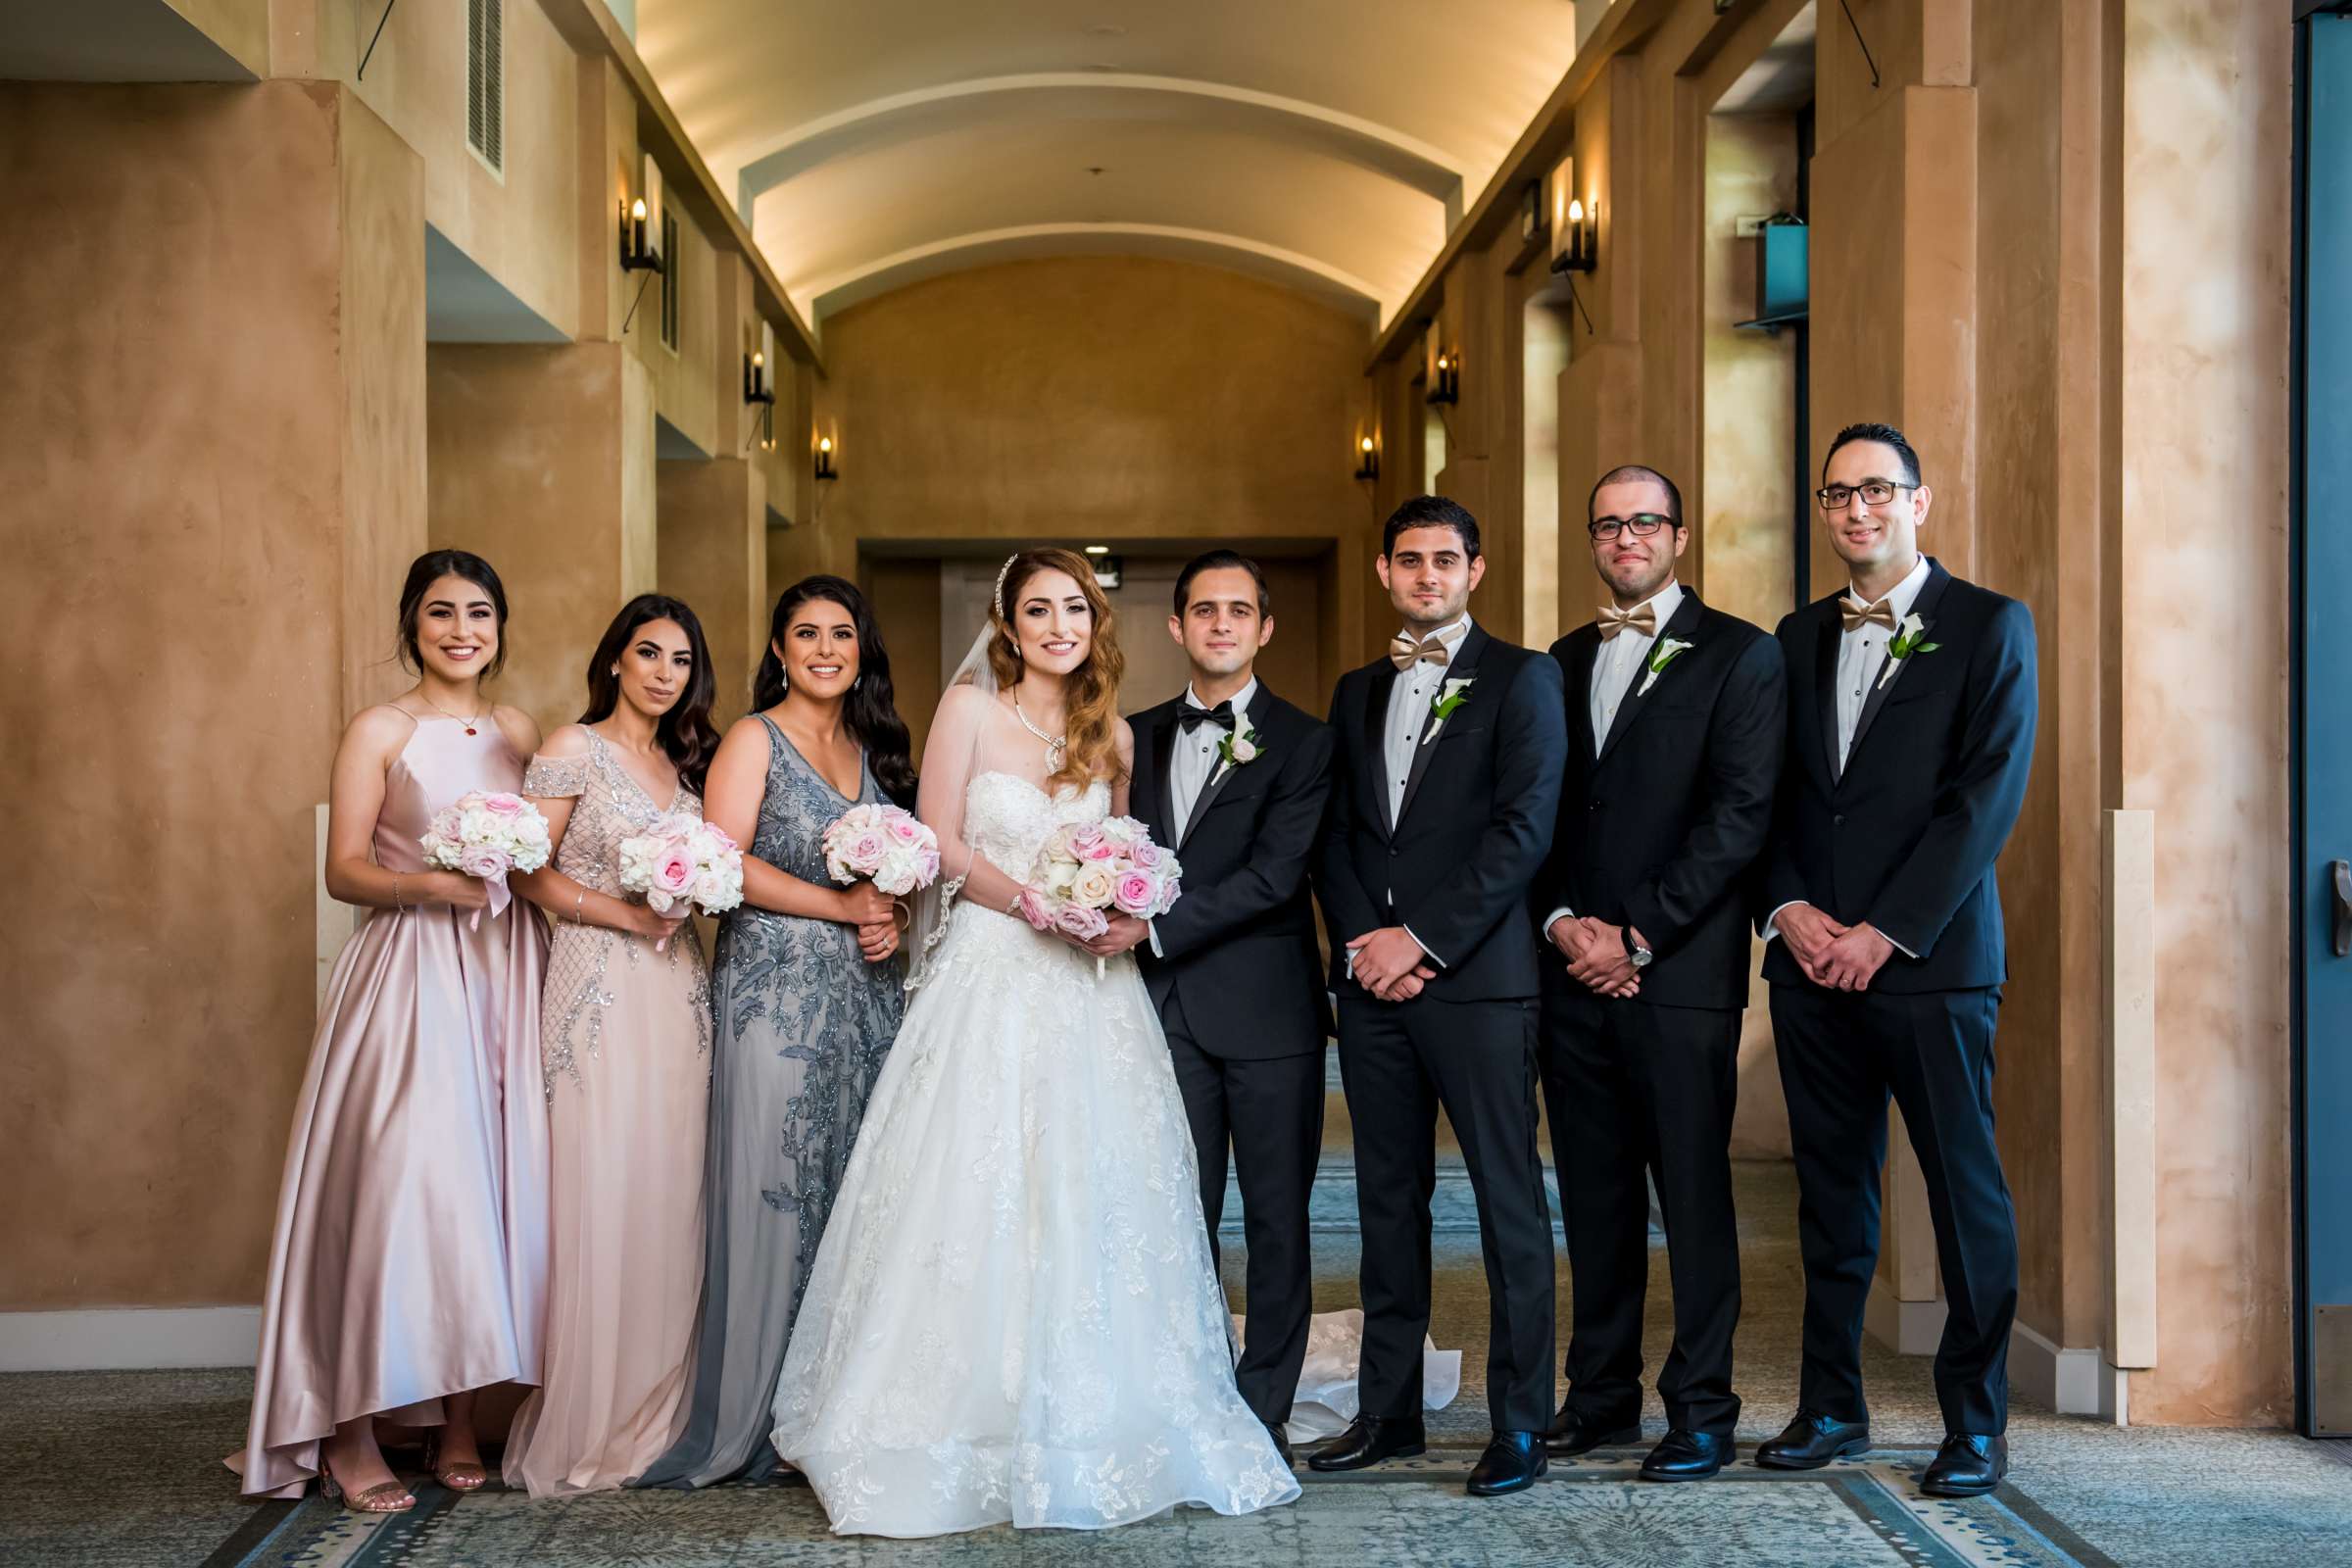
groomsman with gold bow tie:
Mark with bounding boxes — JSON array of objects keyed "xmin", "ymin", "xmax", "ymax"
[
  {"xmin": 1752, "ymin": 422, "xmax": 2037, "ymax": 1500},
  {"xmin": 1532, "ymin": 464, "xmax": 1786, "ymax": 1483},
  {"xmin": 1310, "ymin": 496, "xmax": 1567, "ymax": 1498}
]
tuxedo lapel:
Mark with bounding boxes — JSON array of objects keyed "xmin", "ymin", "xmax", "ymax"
[
  {"xmin": 1396, "ymin": 625, "xmax": 1489, "ymax": 831},
  {"xmin": 1146, "ymin": 703, "xmax": 1180, "ymax": 848},
  {"xmin": 1365, "ymin": 658, "xmax": 1400, "ymax": 837},
  {"xmin": 1595, "ymin": 592, "xmax": 1704, "ymax": 768},
  {"xmin": 1814, "ymin": 607, "xmax": 1843, "ymax": 786},
  {"xmin": 1844, "ymin": 559, "xmax": 1953, "ymax": 776},
  {"xmin": 1564, "ymin": 628, "xmax": 1601, "ymax": 760},
  {"xmin": 1176, "ymin": 684, "xmax": 1271, "ymax": 851}
]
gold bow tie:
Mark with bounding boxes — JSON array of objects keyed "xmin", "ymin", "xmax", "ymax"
[
  {"xmin": 1389, "ymin": 632, "xmax": 1450, "ymax": 671},
  {"xmin": 1596, "ymin": 603, "xmax": 1658, "ymax": 642},
  {"xmin": 1840, "ymin": 596, "xmax": 1900, "ymax": 633}
]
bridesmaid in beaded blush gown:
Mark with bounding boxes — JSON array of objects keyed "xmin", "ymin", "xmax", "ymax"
[
  {"xmin": 502, "ymin": 594, "xmax": 723, "ymax": 1497},
  {"xmin": 639, "ymin": 576, "xmax": 913, "ymax": 1490},
  {"xmin": 231, "ymin": 551, "xmax": 549, "ymax": 1511}
]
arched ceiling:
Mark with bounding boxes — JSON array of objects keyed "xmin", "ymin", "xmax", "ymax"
[{"xmin": 637, "ymin": 0, "xmax": 1584, "ymax": 330}]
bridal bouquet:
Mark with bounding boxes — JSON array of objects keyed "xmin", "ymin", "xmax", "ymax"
[
  {"xmin": 418, "ymin": 790, "xmax": 552, "ymax": 928},
  {"xmin": 618, "ymin": 814, "xmax": 744, "ymax": 948},
  {"xmin": 1018, "ymin": 816, "xmax": 1182, "ymax": 973},
  {"xmin": 822, "ymin": 803, "xmax": 942, "ymax": 896}
]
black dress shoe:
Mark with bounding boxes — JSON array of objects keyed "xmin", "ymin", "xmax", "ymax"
[
  {"xmin": 1920, "ymin": 1433, "xmax": 2007, "ymax": 1496},
  {"xmin": 1305, "ymin": 1414, "xmax": 1426, "ymax": 1472},
  {"xmin": 1544, "ymin": 1405, "xmax": 1642, "ymax": 1458},
  {"xmin": 1754, "ymin": 1408, "xmax": 1871, "ymax": 1470},
  {"xmin": 1262, "ymin": 1420, "xmax": 1295, "ymax": 1466},
  {"xmin": 1466, "ymin": 1431, "xmax": 1548, "ymax": 1496},
  {"xmin": 1639, "ymin": 1428, "xmax": 1730, "ymax": 1482}
]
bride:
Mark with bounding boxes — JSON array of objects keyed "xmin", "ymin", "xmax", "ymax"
[{"xmin": 769, "ymin": 549, "xmax": 1300, "ymax": 1537}]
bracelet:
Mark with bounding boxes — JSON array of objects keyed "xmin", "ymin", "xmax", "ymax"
[
  {"xmin": 392, "ymin": 872, "xmax": 404, "ymax": 910},
  {"xmin": 573, "ymin": 888, "xmax": 587, "ymax": 925}
]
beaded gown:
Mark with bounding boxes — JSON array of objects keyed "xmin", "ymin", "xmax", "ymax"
[
  {"xmin": 230, "ymin": 711, "xmax": 550, "ymax": 1499},
  {"xmin": 769, "ymin": 688, "xmax": 1298, "ymax": 1538},
  {"xmin": 639, "ymin": 716, "xmax": 904, "ymax": 1489},
  {"xmin": 501, "ymin": 731, "xmax": 712, "ymax": 1497}
]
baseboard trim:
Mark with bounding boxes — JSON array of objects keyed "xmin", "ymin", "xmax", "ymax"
[
  {"xmin": 0, "ymin": 1307, "xmax": 260, "ymax": 1371},
  {"xmin": 1864, "ymin": 1277, "xmax": 1947, "ymax": 1356},
  {"xmin": 2007, "ymin": 1318, "xmax": 2112, "ymax": 1420}
]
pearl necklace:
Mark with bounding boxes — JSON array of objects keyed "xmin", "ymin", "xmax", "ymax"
[{"xmin": 1012, "ymin": 698, "xmax": 1067, "ymax": 773}]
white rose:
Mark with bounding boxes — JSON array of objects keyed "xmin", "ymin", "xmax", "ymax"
[
  {"xmin": 1230, "ymin": 734, "xmax": 1258, "ymax": 763},
  {"xmin": 1070, "ymin": 864, "xmax": 1117, "ymax": 908}
]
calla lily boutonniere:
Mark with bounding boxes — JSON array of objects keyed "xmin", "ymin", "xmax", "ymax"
[
  {"xmin": 1424, "ymin": 677, "xmax": 1475, "ymax": 744},
  {"xmin": 1211, "ymin": 712, "xmax": 1262, "ymax": 782},
  {"xmin": 1639, "ymin": 636, "xmax": 1693, "ymax": 697},
  {"xmin": 1878, "ymin": 612, "xmax": 1942, "ymax": 689}
]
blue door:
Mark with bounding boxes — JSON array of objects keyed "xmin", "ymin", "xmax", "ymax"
[{"xmin": 2295, "ymin": 3, "xmax": 2352, "ymax": 1440}]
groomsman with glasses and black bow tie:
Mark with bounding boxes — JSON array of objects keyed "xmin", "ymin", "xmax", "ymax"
[
  {"xmin": 1754, "ymin": 421, "xmax": 2037, "ymax": 1499},
  {"xmin": 1533, "ymin": 465, "xmax": 1786, "ymax": 1483},
  {"xmin": 1309, "ymin": 497, "xmax": 1567, "ymax": 1497},
  {"xmin": 1102, "ymin": 550, "xmax": 1336, "ymax": 1465}
]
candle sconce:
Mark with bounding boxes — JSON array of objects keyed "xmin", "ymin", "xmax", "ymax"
[
  {"xmin": 813, "ymin": 434, "xmax": 837, "ymax": 481},
  {"xmin": 1354, "ymin": 434, "xmax": 1381, "ymax": 481},
  {"xmin": 744, "ymin": 321, "xmax": 776, "ymax": 406},
  {"xmin": 1550, "ymin": 197, "xmax": 1597, "ymax": 274},
  {"xmin": 618, "ymin": 156, "xmax": 664, "ymax": 274},
  {"xmin": 1426, "ymin": 350, "xmax": 1460, "ymax": 407}
]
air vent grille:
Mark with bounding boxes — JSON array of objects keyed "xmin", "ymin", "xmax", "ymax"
[{"xmin": 467, "ymin": 0, "xmax": 503, "ymax": 172}]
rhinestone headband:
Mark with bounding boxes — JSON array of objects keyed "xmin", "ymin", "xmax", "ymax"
[{"xmin": 992, "ymin": 552, "xmax": 1019, "ymax": 622}]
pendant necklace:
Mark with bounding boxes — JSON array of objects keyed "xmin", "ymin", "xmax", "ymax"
[
  {"xmin": 1013, "ymin": 698, "xmax": 1067, "ymax": 773},
  {"xmin": 420, "ymin": 693, "xmax": 490, "ymax": 736}
]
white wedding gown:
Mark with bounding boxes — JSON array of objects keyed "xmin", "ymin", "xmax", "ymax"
[{"xmin": 769, "ymin": 769, "xmax": 1301, "ymax": 1537}]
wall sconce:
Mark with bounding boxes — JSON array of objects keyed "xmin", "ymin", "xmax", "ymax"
[
  {"xmin": 1427, "ymin": 350, "xmax": 1460, "ymax": 406},
  {"xmin": 813, "ymin": 433, "xmax": 837, "ymax": 481},
  {"xmin": 743, "ymin": 320, "xmax": 776, "ymax": 406},
  {"xmin": 1355, "ymin": 434, "xmax": 1381, "ymax": 481},
  {"xmin": 618, "ymin": 155, "xmax": 664, "ymax": 274},
  {"xmin": 1550, "ymin": 196, "xmax": 1597, "ymax": 274}
]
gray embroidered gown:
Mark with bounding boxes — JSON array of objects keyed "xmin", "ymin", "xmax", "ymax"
[{"xmin": 639, "ymin": 714, "xmax": 905, "ymax": 1487}]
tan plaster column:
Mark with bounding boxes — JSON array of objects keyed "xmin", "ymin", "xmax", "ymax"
[
  {"xmin": 1, "ymin": 81, "xmax": 424, "ymax": 1310},
  {"xmin": 425, "ymin": 343, "xmax": 658, "ymax": 735},
  {"xmin": 658, "ymin": 459, "xmax": 769, "ymax": 725}
]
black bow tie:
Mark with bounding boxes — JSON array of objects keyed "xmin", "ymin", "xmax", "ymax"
[{"xmin": 1178, "ymin": 702, "xmax": 1237, "ymax": 733}]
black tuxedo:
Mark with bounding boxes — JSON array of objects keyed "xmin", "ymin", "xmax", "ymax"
[
  {"xmin": 1316, "ymin": 622, "xmax": 1567, "ymax": 1434},
  {"xmin": 1762, "ymin": 558, "xmax": 2036, "ymax": 1437},
  {"xmin": 1129, "ymin": 682, "xmax": 1333, "ymax": 1427},
  {"xmin": 1535, "ymin": 591, "xmax": 1784, "ymax": 1440}
]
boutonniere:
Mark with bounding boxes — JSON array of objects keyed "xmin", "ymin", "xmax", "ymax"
[
  {"xmin": 1211, "ymin": 713, "xmax": 1261, "ymax": 781},
  {"xmin": 1878, "ymin": 613, "xmax": 1941, "ymax": 690},
  {"xmin": 1424, "ymin": 677, "xmax": 1475, "ymax": 745},
  {"xmin": 1638, "ymin": 637, "xmax": 1693, "ymax": 696}
]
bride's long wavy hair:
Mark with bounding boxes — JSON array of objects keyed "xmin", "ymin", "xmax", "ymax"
[{"xmin": 986, "ymin": 548, "xmax": 1125, "ymax": 792}]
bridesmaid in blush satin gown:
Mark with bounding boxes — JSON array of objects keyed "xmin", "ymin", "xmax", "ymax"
[
  {"xmin": 231, "ymin": 551, "xmax": 551, "ymax": 1511},
  {"xmin": 502, "ymin": 595, "xmax": 723, "ymax": 1497},
  {"xmin": 638, "ymin": 577, "xmax": 913, "ymax": 1490}
]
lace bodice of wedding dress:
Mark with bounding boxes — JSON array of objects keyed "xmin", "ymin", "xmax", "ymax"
[{"xmin": 963, "ymin": 770, "xmax": 1106, "ymax": 884}]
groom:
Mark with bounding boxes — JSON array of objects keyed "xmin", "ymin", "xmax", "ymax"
[
  {"xmin": 1102, "ymin": 550, "xmax": 1336, "ymax": 1464},
  {"xmin": 1310, "ymin": 496, "xmax": 1567, "ymax": 1497}
]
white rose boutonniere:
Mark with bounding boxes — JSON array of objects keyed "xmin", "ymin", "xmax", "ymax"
[
  {"xmin": 1639, "ymin": 636, "xmax": 1694, "ymax": 697},
  {"xmin": 1878, "ymin": 612, "xmax": 1942, "ymax": 690},
  {"xmin": 1424, "ymin": 677, "xmax": 1475, "ymax": 744},
  {"xmin": 1212, "ymin": 713, "xmax": 1261, "ymax": 782}
]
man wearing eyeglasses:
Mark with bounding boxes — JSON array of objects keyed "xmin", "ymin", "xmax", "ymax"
[
  {"xmin": 1531, "ymin": 465, "xmax": 1786, "ymax": 1482},
  {"xmin": 1752, "ymin": 422, "xmax": 2037, "ymax": 1499}
]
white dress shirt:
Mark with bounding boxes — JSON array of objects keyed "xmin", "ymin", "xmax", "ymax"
[
  {"xmin": 1764, "ymin": 556, "xmax": 1932, "ymax": 954},
  {"xmin": 1146, "ymin": 676, "xmax": 1257, "ymax": 961},
  {"xmin": 1361, "ymin": 613, "xmax": 1472, "ymax": 973},
  {"xmin": 1170, "ymin": 676, "xmax": 1256, "ymax": 835},
  {"xmin": 1541, "ymin": 582, "xmax": 1684, "ymax": 943}
]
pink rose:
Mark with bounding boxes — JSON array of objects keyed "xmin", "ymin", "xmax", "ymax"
[
  {"xmin": 851, "ymin": 831, "xmax": 887, "ymax": 867},
  {"xmin": 459, "ymin": 844, "xmax": 511, "ymax": 881},
  {"xmin": 1130, "ymin": 840, "xmax": 1164, "ymax": 871},
  {"xmin": 1113, "ymin": 871, "xmax": 1157, "ymax": 915},
  {"xmin": 707, "ymin": 823, "xmax": 739, "ymax": 854},
  {"xmin": 1012, "ymin": 886, "xmax": 1053, "ymax": 931},
  {"xmin": 886, "ymin": 813, "xmax": 923, "ymax": 845},
  {"xmin": 1054, "ymin": 902, "xmax": 1109, "ymax": 940},
  {"xmin": 1080, "ymin": 836, "xmax": 1118, "ymax": 863},
  {"xmin": 479, "ymin": 793, "xmax": 524, "ymax": 817},
  {"xmin": 653, "ymin": 846, "xmax": 696, "ymax": 896}
]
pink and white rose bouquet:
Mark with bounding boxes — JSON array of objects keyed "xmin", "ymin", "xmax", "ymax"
[
  {"xmin": 418, "ymin": 790, "xmax": 552, "ymax": 928},
  {"xmin": 619, "ymin": 813, "xmax": 743, "ymax": 949},
  {"xmin": 821, "ymin": 803, "xmax": 941, "ymax": 896},
  {"xmin": 1018, "ymin": 815, "xmax": 1182, "ymax": 973}
]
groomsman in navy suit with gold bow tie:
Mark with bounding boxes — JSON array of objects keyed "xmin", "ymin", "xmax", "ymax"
[
  {"xmin": 1534, "ymin": 464, "xmax": 1785, "ymax": 1484},
  {"xmin": 1099, "ymin": 550, "xmax": 1335, "ymax": 1465},
  {"xmin": 1754, "ymin": 422, "xmax": 2036, "ymax": 1499},
  {"xmin": 1309, "ymin": 497, "xmax": 1567, "ymax": 1498}
]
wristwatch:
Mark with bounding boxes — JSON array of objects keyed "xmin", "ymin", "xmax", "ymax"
[{"xmin": 1621, "ymin": 926, "xmax": 1653, "ymax": 969}]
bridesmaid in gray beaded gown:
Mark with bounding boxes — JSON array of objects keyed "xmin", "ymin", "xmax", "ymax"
[{"xmin": 640, "ymin": 576, "xmax": 919, "ymax": 1488}]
